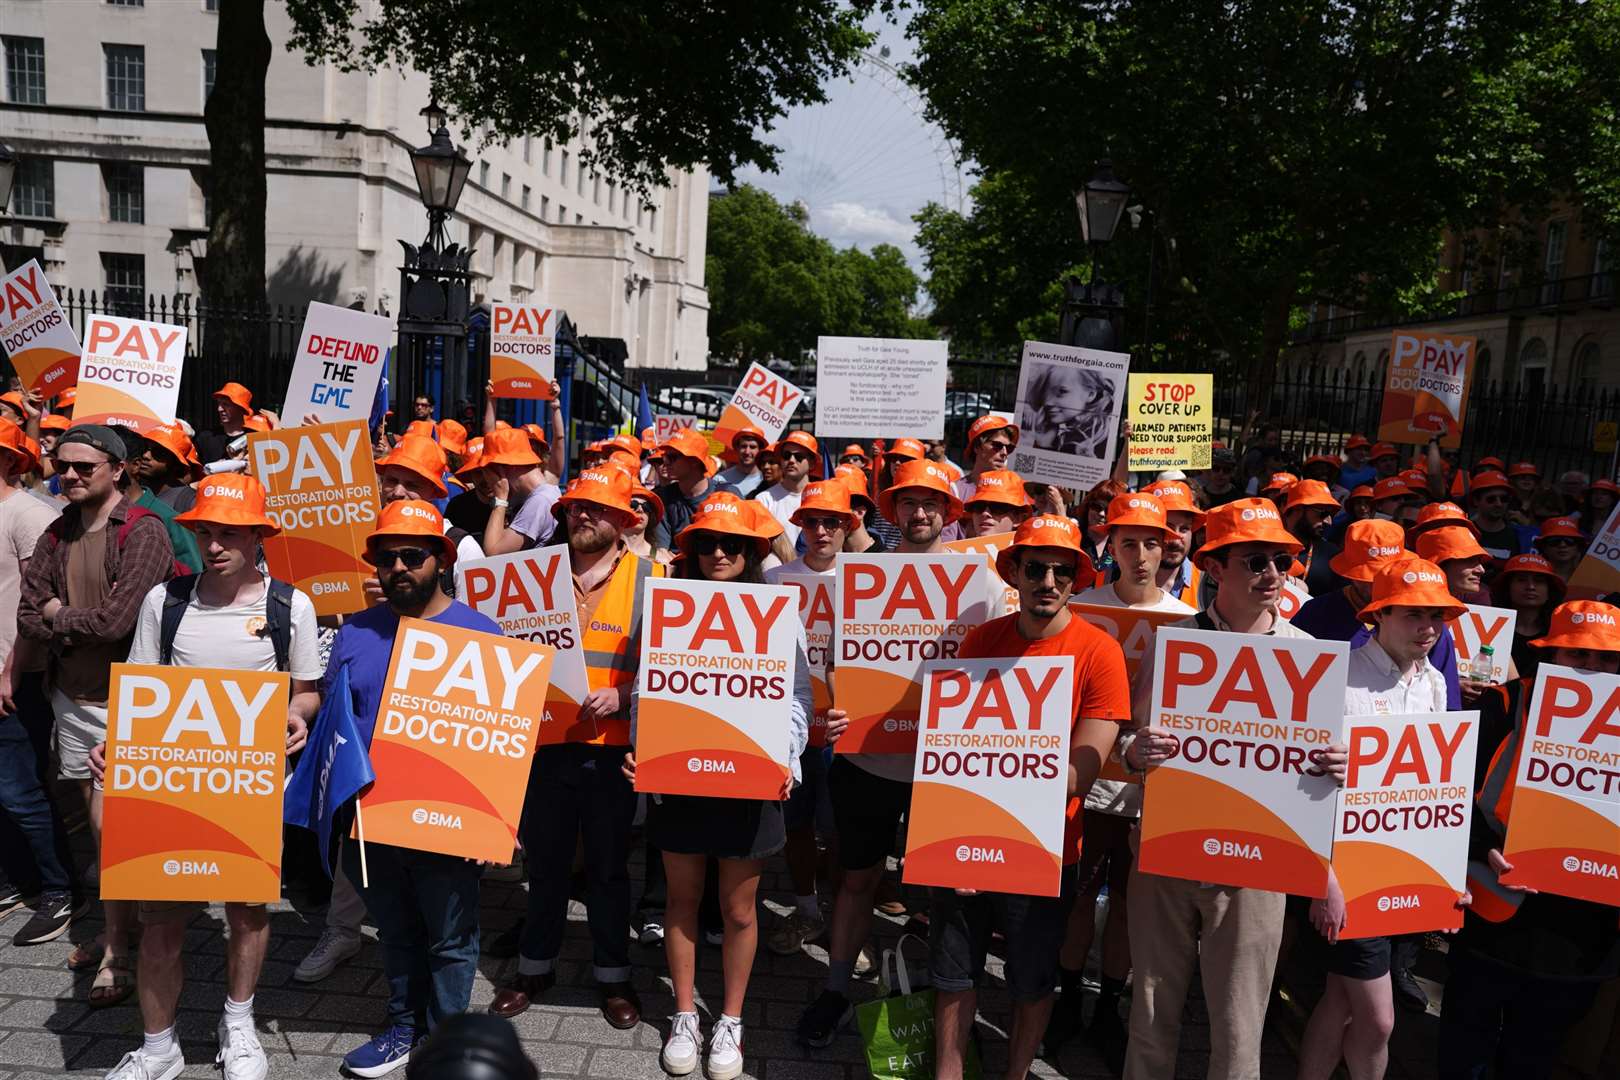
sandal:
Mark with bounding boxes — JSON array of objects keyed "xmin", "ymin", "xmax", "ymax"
[
  {"xmin": 67, "ymin": 939, "xmax": 105, "ymax": 972},
  {"xmin": 87, "ymin": 952, "xmax": 134, "ymax": 1009}
]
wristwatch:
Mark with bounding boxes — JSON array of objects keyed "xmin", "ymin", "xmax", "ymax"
[{"xmin": 493, "ymin": 497, "xmax": 509, "ymax": 509}]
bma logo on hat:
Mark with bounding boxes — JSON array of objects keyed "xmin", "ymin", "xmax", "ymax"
[
  {"xmin": 924, "ymin": 463, "xmax": 949, "ymax": 482},
  {"xmin": 204, "ymin": 482, "xmax": 245, "ymax": 501},
  {"xmin": 1368, "ymin": 545, "xmax": 1401, "ymax": 557},
  {"xmin": 1029, "ymin": 515, "xmax": 1071, "ymax": 532},
  {"xmin": 1239, "ymin": 504, "xmax": 1280, "ymax": 522},
  {"xmin": 400, "ymin": 504, "xmax": 436, "ymax": 520},
  {"xmin": 578, "ymin": 469, "xmax": 615, "ymax": 486},
  {"xmin": 704, "ymin": 499, "xmax": 740, "ymax": 515},
  {"xmin": 1402, "ymin": 569, "xmax": 1445, "ymax": 585},
  {"xmin": 1128, "ymin": 497, "xmax": 1144, "ymax": 509},
  {"xmin": 1570, "ymin": 609, "xmax": 1615, "ymax": 626}
]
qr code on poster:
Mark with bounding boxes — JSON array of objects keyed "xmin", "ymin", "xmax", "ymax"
[{"xmin": 1012, "ymin": 452, "xmax": 1035, "ymax": 473}]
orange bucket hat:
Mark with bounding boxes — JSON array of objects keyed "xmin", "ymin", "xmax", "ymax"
[
  {"xmin": 741, "ymin": 499, "xmax": 785, "ymax": 542},
  {"xmin": 834, "ymin": 463, "xmax": 875, "ymax": 509},
  {"xmin": 607, "ymin": 433, "xmax": 645, "ymax": 459},
  {"xmin": 1529, "ymin": 600, "xmax": 1620, "ymax": 652},
  {"xmin": 1261, "ymin": 471, "xmax": 1299, "ymax": 495},
  {"xmin": 1469, "ymin": 470, "xmax": 1512, "ymax": 499},
  {"xmin": 790, "ymin": 478, "xmax": 857, "ymax": 530},
  {"xmin": 553, "ymin": 466, "xmax": 635, "ymax": 519},
  {"xmin": 479, "ymin": 426, "xmax": 542, "ymax": 469},
  {"xmin": 520, "ymin": 423, "xmax": 550, "ymax": 452},
  {"xmin": 1492, "ymin": 552, "xmax": 1566, "ymax": 594},
  {"xmin": 1193, "ymin": 498, "xmax": 1304, "ymax": 561},
  {"xmin": 1415, "ymin": 525, "xmax": 1490, "ymax": 565},
  {"xmin": 839, "ymin": 443, "xmax": 868, "ymax": 462},
  {"xmin": 175, "ymin": 472, "xmax": 281, "ymax": 536},
  {"xmin": 629, "ymin": 482, "xmax": 664, "ymax": 527},
  {"xmin": 967, "ymin": 414, "xmax": 1019, "ymax": 449},
  {"xmin": 659, "ymin": 428, "xmax": 717, "ymax": 476},
  {"xmin": 994, "ymin": 514, "xmax": 1095, "ymax": 587},
  {"xmin": 1372, "ymin": 477, "xmax": 1413, "ymax": 502},
  {"xmin": 213, "ymin": 382, "xmax": 253, "ymax": 413},
  {"xmin": 676, "ymin": 491, "xmax": 771, "ymax": 558},
  {"xmin": 1534, "ymin": 516, "xmax": 1587, "ymax": 544},
  {"xmin": 1346, "ymin": 484, "xmax": 1374, "ymax": 503},
  {"xmin": 364, "ymin": 499, "xmax": 456, "ymax": 566},
  {"xmin": 454, "ymin": 437, "xmax": 486, "ymax": 477},
  {"xmin": 144, "ymin": 423, "xmax": 204, "ymax": 481},
  {"xmin": 879, "ymin": 458, "xmax": 964, "ymax": 525},
  {"xmin": 1328, "ymin": 519, "xmax": 1409, "ymax": 582},
  {"xmin": 56, "ymin": 386, "xmax": 77, "ymax": 408},
  {"xmin": 0, "ymin": 420, "xmax": 41, "ymax": 476},
  {"xmin": 377, "ymin": 435, "xmax": 450, "ymax": 499},
  {"xmin": 1399, "ymin": 469, "xmax": 1430, "ymax": 491},
  {"xmin": 39, "ymin": 413, "xmax": 70, "ymax": 433},
  {"xmin": 1508, "ymin": 461, "xmax": 1539, "ymax": 479},
  {"xmin": 1105, "ymin": 492, "xmax": 1174, "ymax": 540},
  {"xmin": 964, "ymin": 469, "xmax": 1028, "ymax": 509},
  {"xmin": 1345, "ymin": 435, "xmax": 1372, "ymax": 452},
  {"xmin": 405, "ymin": 420, "xmax": 437, "ymax": 440},
  {"xmin": 242, "ymin": 415, "xmax": 271, "ymax": 433},
  {"xmin": 1370, "ymin": 442, "xmax": 1398, "ymax": 461},
  {"xmin": 1357, "ymin": 557, "xmax": 1466, "ymax": 622},
  {"xmin": 1407, "ymin": 501, "xmax": 1480, "ymax": 540},
  {"xmin": 1475, "ymin": 456, "xmax": 1507, "ymax": 473},
  {"xmin": 1284, "ymin": 479, "xmax": 1341, "ymax": 513},
  {"xmin": 1303, "ymin": 453, "xmax": 1342, "ymax": 474},
  {"xmin": 729, "ymin": 423, "xmax": 768, "ymax": 450},
  {"xmin": 885, "ymin": 437, "xmax": 926, "ymax": 462},
  {"xmin": 437, "ymin": 418, "xmax": 469, "ymax": 456},
  {"xmin": 777, "ymin": 430, "xmax": 820, "ymax": 458},
  {"xmin": 1145, "ymin": 479, "xmax": 1207, "ymax": 524}
]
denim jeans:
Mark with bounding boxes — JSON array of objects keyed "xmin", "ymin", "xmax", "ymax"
[
  {"xmin": 1437, "ymin": 946, "xmax": 1602, "ymax": 1079},
  {"xmin": 344, "ymin": 839, "xmax": 480, "ymax": 1032},
  {"xmin": 0, "ymin": 673, "xmax": 77, "ymax": 895},
  {"xmin": 518, "ymin": 743, "xmax": 635, "ymax": 982}
]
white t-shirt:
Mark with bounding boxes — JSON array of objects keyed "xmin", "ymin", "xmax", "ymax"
[
  {"xmin": 128, "ymin": 574, "xmax": 324, "ymax": 680},
  {"xmin": 765, "ymin": 556, "xmax": 835, "ymax": 584},
  {"xmin": 1075, "ymin": 583, "xmax": 1194, "ymax": 816},
  {"xmin": 0, "ymin": 487, "xmax": 61, "ymax": 671},
  {"xmin": 755, "ymin": 483, "xmax": 804, "ymax": 546},
  {"xmin": 1072, "ymin": 582, "xmax": 1197, "ymax": 614}
]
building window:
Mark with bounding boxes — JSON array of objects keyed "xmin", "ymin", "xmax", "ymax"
[
  {"xmin": 542, "ymin": 138, "xmax": 552, "ymax": 174},
  {"xmin": 575, "ymin": 213, "xmax": 583, "ymax": 224},
  {"xmin": 205, "ymin": 0, "xmax": 218, "ymax": 10},
  {"xmin": 560, "ymin": 150, "xmax": 568, "ymax": 185},
  {"xmin": 558, "ymin": 204, "xmax": 567, "ymax": 223},
  {"xmin": 104, "ymin": 163, "xmax": 145, "ymax": 223},
  {"xmin": 608, "ymin": 182, "xmax": 616, "ymax": 213},
  {"xmin": 1543, "ymin": 220, "xmax": 1568, "ymax": 304},
  {"xmin": 12, "ymin": 158, "xmax": 53, "ymax": 217},
  {"xmin": 593, "ymin": 175, "xmax": 601, "ymax": 205},
  {"xmin": 104, "ymin": 44, "xmax": 145, "ymax": 111},
  {"xmin": 501, "ymin": 173, "xmax": 510, "ymax": 199},
  {"xmin": 107, "ymin": 0, "xmax": 145, "ymax": 6},
  {"xmin": 541, "ymin": 195, "xmax": 549, "ymax": 219},
  {"xmin": 479, "ymin": 161, "xmax": 490, "ymax": 188},
  {"xmin": 1575, "ymin": 341, "xmax": 1601, "ymax": 393},
  {"xmin": 1595, "ymin": 238, "xmax": 1612, "ymax": 297},
  {"xmin": 577, "ymin": 168, "xmax": 584, "ymax": 196},
  {"xmin": 649, "ymin": 208, "xmax": 657, "ymax": 233},
  {"xmin": 3, "ymin": 36, "xmax": 46, "ymax": 105},
  {"xmin": 101, "ymin": 253, "xmax": 145, "ymax": 315},
  {"xmin": 521, "ymin": 184, "xmax": 531, "ymax": 210},
  {"xmin": 522, "ymin": 135, "xmax": 531, "ymax": 163},
  {"xmin": 202, "ymin": 48, "xmax": 216, "ymax": 103}
]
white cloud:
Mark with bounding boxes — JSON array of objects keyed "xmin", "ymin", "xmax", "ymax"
[{"xmin": 812, "ymin": 201, "xmax": 916, "ymax": 250}]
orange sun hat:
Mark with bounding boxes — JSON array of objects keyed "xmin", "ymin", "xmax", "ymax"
[
  {"xmin": 994, "ymin": 513, "xmax": 1094, "ymax": 587},
  {"xmin": 1192, "ymin": 498, "xmax": 1304, "ymax": 561},
  {"xmin": 1534, "ymin": 516, "xmax": 1587, "ymax": 544},
  {"xmin": 1145, "ymin": 479, "xmax": 1207, "ymax": 524},
  {"xmin": 833, "ymin": 463, "xmax": 875, "ymax": 510},
  {"xmin": 213, "ymin": 382, "xmax": 253, "ymax": 413},
  {"xmin": 1529, "ymin": 600, "xmax": 1620, "ymax": 651},
  {"xmin": 967, "ymin": 414, "xmax": 1019, "ymax": 449},
  {"xmin": 1407, "ymin": 501, "xmax": 1481, "ymax": 541},
  {"xmin": 879, "ymin": 458, "xmax": 964, "ymax": 524},
  {"xmin": 377, "ymin": 435, "xmax": 450, "ymax": 499},
  {"xmin": 790, "ymin": 478, "xmax": 857, "ymax": 531},
  {"xmin": 437, "ymin": 418, "xmax": 469, "ymax": 456},
  {"xmin": 659, "ymin": 428, "xmax": 717, "ymax": 477},
  {"xmin": 1284, "ymin": 479, "xmax": 1341, "ymax": 514},
  {"xmin": 676, "ymin": 490, "xmax": 772, "ymax": 558},
  {"xmin": 1328, "ymin": 519, "xmax": 1409, "ymax": 582},
  {"xmin": 885, "ymin": 437, "xmax": 926, "ymax": 462},
  {"xmin": 1105, "ymin": 492, "xmax": 1174, "ymax": 541},
  {"xmin": 364, "ymin": 499, "xmax": 455, "ymax": 565},
  {"xmin": 553, "ymin": 467, "xmax": 636, "ymax": 520},
  {"xmin": 144, "ymin": 422, "xmax": 204, "ymax": 482},
  {"xmin": 1357, "ymin": 557, "xmax": 1466, "ymax": 622},
  {"xmin": 964, "ymin": 469, "xmax": 1028, "ymax": 509},
  {"xmin": 729, "ymin": 423, "xmax": 768, "ymax": 451},
  {"xmin": 175, "ymin": 472, "xmax": 281, "ymax": 536},
  {"xmin": 1415, "ymin": 525, "xmax": 1491, "ymax": 564},
  {"xmin": 0, "ymin": 420, "xmax": 41, "ymax": 476}
]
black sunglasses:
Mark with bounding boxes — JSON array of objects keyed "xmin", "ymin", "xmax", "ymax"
[
  {"xmin": 374, "ymin": 546, "xmax": 436, "ymax": 570},
  {"xmin": 1234, "ymin": 552, "xmax": 1294, "ymax": 575},
  {"xmin": 692, "ymin": 534, "xmax": 749, "ymax": 557},
  {"xmin": 630, "ymin": 498, "xmax": 654, "ymax": 514},
  {"xmin": 780, "ymin": 450, "xmax": 816, "ymax": 463},
  {"xmin": 52, "ymin": 458, "xmax": 109, "ymax": 476},
  {"xmin": 800, "ymin": 514, "xmax": 846, "ymax": 532},
  {"xmin": 1021, "ymin": 559, "xmax": 1077, "ymax": 584}
]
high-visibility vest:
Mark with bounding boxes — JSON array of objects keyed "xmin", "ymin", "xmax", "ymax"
[
  {"xmin": 578, "ymin": 552, "xmax": 664, "ymax": 746},
  {"xmin": 1171, "ymin": 565, "xmax": 1202, "ymax": 608},
  {"xmin": 1466, "ymin": 681, "xmax": 1530, "ymax": 922}
]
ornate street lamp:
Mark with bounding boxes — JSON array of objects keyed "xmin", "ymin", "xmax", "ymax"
[
  {"xmin": 1073, "ymin": 160, "xmax": 1131, "ymax": 247},
  {"xmin": 1061, "ymin": 160, "xmax": 1132, "ymax": 350},
  {"xmin": 408, "ymin": 100, "xmax": 472, "ymax": 250}
]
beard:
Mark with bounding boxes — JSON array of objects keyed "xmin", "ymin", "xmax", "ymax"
[
  {"xmin": 382, "ymin": 571, "xmax": 439, "ymax": 611},
  {"xmin": 569, "ymin": 522, "xmax": 615, "ymax": 555}
]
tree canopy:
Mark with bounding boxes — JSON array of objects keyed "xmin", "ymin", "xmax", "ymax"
[
  {"xmin": 707, "ymin": 185, "xmax": 931, "ymax": 364},
  {"xmin": 906, "ymin": 0, "xmax": 1620, "ymax": 385}
]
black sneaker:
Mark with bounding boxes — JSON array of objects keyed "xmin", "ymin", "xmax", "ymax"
[
  {"xmin": 12, "ymin": 891, "xmax": 86, "ymax": 946},
  {"xmin": 796, "ymin": 990, "xmax": 852, "ymax": 1048},
  {"xmin": 0, "ymin": 883, "xmax": 32, "ymax": 919},
  {"xmin": 1088, "ymin": 1003, "xmax": 1128, "ymax": 1076},
  {"xmin": 1041, "ymin": 991, "xmax": 1084, "ymax": 1053}
]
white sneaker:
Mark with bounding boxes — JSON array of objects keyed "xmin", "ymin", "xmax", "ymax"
[
  {"xmin": 294, "ymin": 926, "xmax": 362, "ymax": 983},
  {"xmin": 640, "ymin": 921, "xmax": 665, "ymax": 946},
  {"xmin": 661, "ymin": 1011, "xmax": 700, "ymax": 1076},
  {"xmin": 853, "ymin": 941, "xmax": 879, "ymax": 979},
  {"xmin": 103, "ymin": 1046, "xmax": 184, "ymax": 1080},
  {"xmin": 706, "ymin": 1016, "xmax": 744, "ymax": 1080},
  {"xmin": 216, "ymin": 1021, "xmax": 268, "ymax": 1080},
  {"xmin": 703, "ymin": 928, "xmax": 725, "ymax": 947}
]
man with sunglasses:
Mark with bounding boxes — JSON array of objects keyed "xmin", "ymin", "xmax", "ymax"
[
  {"xmin": 17, "ymin": 425, "xmax": 176, "ymax": 1007},
  {"xmin": 323, "ymin": 499, "xmax": 497, "ymax": 1076},
  {"xmin": 650, "ymin": 428, "xmax": 717, "ymax": 550},
  {"xmin": 1468, "ymin": 471, "xmax": 1525, "ymax": 561},
  {"xmin": 714, "ymin": 423, "xmax": 768, "ymax": 498},
  {"xmin": 491, "ymin": 468, "xmax": 663, "ymax": 1028},
  {"xmin": 957, "ymin": 470, "xmax": 1031, "ymax": 540},
  {"xmin": 755, "ymin": 431, "xmax": 820, "ymax": 547},
  {"xmin": 1117, "ymin": 498, "xmax": 1348, "ymax": 1080}
]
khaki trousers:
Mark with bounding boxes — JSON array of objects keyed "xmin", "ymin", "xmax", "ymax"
[{"xmin": 1123, "ymin": 867, "xmax": 1286, "ymax": 1080}]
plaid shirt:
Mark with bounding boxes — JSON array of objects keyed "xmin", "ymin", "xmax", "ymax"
[{"xmin": 18, "ymin": 494, "xmax": 175, "ymax": 698}]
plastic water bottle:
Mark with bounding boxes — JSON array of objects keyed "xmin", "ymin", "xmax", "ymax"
[{"xmin": 1469, "ymin": 645, "xmax": 1496, "ymax": 686}]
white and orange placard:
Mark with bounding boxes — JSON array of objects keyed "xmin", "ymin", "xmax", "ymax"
[
  {"xmin": 282, "ymin": 302, "xmax": 392, "ymax": 425},
  {"xmin": 779, "ymin": 573, "xmax": 834, "ymax": 747},
  {"xmin": 903, "ymin": 657, "xmax": 1074, "ymax": 896},
  {"xmin": 1377, "ymin": 328, "xmax": 1476, "ymax": 448},
  {"xmin": 710, "ymin": 361, "xmax": 804, "ymax": 451},
  {"xmin": 654, "ymin": 413, "xmax": 697, "ymax": 444},
  {"xmin": 636, "ymin": 579, "xmax": 799, "ymax": 798},
  {"xmin": 100, "ymin": 665, "xmax": 289, "ymax": 902},
  {"xmin": 73, "ymin": 313, "xmax": 186, "ymax": 433},
  {"xmin": 1276, "ymin": 577, "xmax": 1311, "ymax": 620},
  {"xmin": 1500, "ymin": 665, "xmax": 1620, "ymax": 905},
  {"xmin": 0, "ymin": 258, "xmax": 79, "ymax": 395},
  {"xmin": 944, "ymin": 531, "xmax": 1018, "ymax": 615},
  {"xmin": 249, "ymin": 421, "xmax": 378, "ymax": 617},
  {"xmin": 1071, "ymin": 604, "xmax": 1188, "ymax": 684},
  {"xmin": 1567, "ymin": 502, "xmax": 1620, "ymax": 600},
  {"xmin": 489, "ymin": 302, "xmax": 558, "ymax": 400},
  {"xmin": 457, "ymin": 545, "xmax": 590, "ymax": 745},
  {"xmin": 360, "ymin": 618, "xmax": 553, "ymax": 862},
  {"xmin": 1448, "ymin": 605, "xmax": 1517, "ymax": 684},
  {"xmin": 1334, "ymin": 712, "xmax": 1479, "ymax": 938},
  {"xmin": 834, "ymin": 553, "xmax": 991, "ymax": 755},
  {"xmin": 1139, "ymin": 627, "xmax": 1348, "ymax": 896}
]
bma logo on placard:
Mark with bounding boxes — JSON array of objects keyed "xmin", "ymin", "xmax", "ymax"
[
  {"xmin": 1202, "ymin": 837, "xmax": 1263, "ymax": 860},
  {"xmin": 954, "ymin": 845, "xmax": 1006, "ymax": 864},
  {"xmin": 162, "ymin": 858, "xmax": 220, "ymax": 877},
  {"xmin": 686, "ymin": 757, "xmax": 737, "ymax": 774},
  {"xmin": 1563, "ymin": 855, "xmax": 1619, "ymax": 878},
  {"xmin": 410, "ymin": 807, "xmax": 464, "ymax": 830},
  {"xmin": 882, "ymin": 717, "xmax": 918, "ymax": 733},
  {"xmin": 1376, "ymin": 894, "xmax": 1420, "ymax": 912}
]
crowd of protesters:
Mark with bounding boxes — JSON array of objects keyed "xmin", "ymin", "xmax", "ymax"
[{"xmin": 0, "ymin": 374, "xmax": 1614, "ymax": 1080}]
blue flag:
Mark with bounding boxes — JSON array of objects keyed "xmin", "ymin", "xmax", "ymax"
[
  {"xmin": 284, "ymin": 665, "xmax": 375, "ymax": 876},
  {"xmin": 369, "ymin": 363, "xmax": 391, "ymax": 433},
  {"xmin": 637, "ymin": 383, "xmax": 656, "ymax": 436}
]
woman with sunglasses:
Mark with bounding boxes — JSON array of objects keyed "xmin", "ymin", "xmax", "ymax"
[
  {"xmin": 623, "ymin": 493, "xmax": 819, "ymax": 1080},
  {"xmin": 1529, "ymin": 515, "xmax": 1587, "ymax": 582},
  {"xmin": 1489, "ymin": 553, "xmax": 1565, "ymax": 683},
  {"xmin": 619, "ymin": 481, "xmax": 670, "ymax": 565}
]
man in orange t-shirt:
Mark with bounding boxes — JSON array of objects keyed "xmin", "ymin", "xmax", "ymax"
[{"xmin": 929, "ymin": 514, "xmax": 1131, "ymax": 1080}]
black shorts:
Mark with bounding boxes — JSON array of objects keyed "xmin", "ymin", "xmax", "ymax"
[
  {"xmin": 927, "ymin": 870, "xmax": 1078, "ymax": 1001},
  {"xmin": 647, "ymin": 794, "xmax": 785, "ymax": 861},
  {"xmin": 1288, "ymin": 896, "xmax": 1392, "ymax": 980},
  {"xmin": 1074, "ymin": 810, "xmax": 1136, "ymax": 900},
  {"xmin": 828, "ymin": 755, "xmax": 911, "ymax": 871}
]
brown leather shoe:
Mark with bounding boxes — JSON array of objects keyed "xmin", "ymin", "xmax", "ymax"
[
  {"xmin": 488, "ymin": 971, "xmax": 555, "ymax": 1018},
  {"xmin": 599, "ymin": 981, "xmax": 641, "ymax": 1029}
]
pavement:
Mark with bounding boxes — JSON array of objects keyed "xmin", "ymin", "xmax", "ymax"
[{"xmin": 0, "ymin": 825, "xmax": 1307, "ymax": 1080}]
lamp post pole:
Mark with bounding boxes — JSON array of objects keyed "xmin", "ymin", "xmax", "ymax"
[
  {"xmin": 396, "ymin": 101, "xmax": 474, "ymax": 429},
  {"xmin": 1062, "ymin": 160, "xmax": 1132, "ymax": 351}
]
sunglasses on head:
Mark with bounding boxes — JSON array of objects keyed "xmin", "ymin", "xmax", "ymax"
[
  {"xmin": 1021, "ymin": 558, "xmax": 1077, "ymax": 584},
  {"xmin": 374, "ymin": 546, "xmax": 435, "ymax": 570},
  {"xmin": 1233, "ymin": 552, "xmax": 1294, "ymax": 575},
  {"xmin": 692, "ymin": 534, "xmax": 750, "ymax": 557},
  {"xmin": 52, "ymin": 458, "xmax": 109, "ymax": 476}
]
